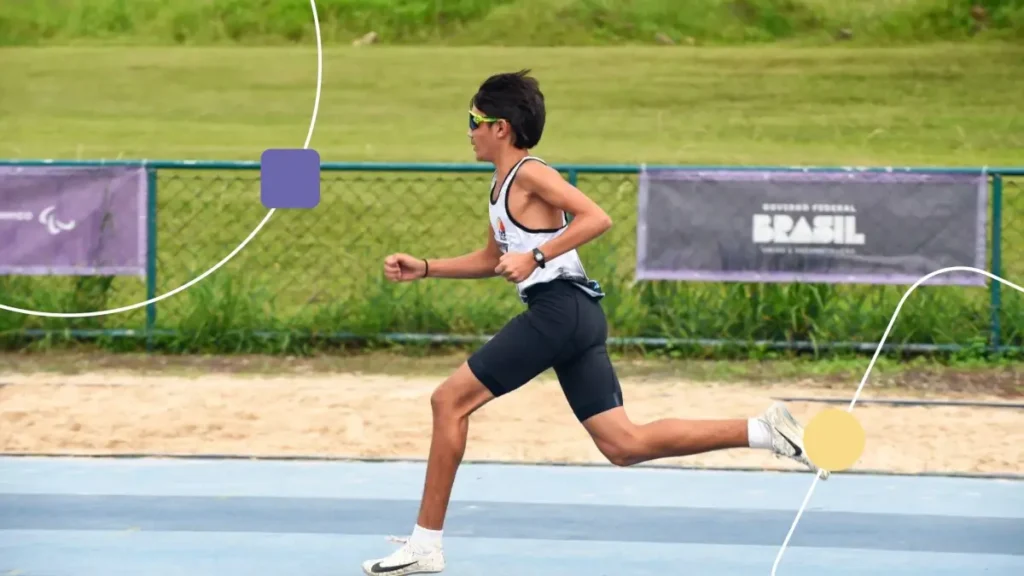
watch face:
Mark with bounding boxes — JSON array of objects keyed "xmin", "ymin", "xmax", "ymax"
[{"xmin": 534, "ymin": 251, "xmax": 543, "ymax": 262}]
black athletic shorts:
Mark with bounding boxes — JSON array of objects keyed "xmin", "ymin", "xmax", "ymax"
[{"xmin": 466, "ymin": 279, "xmax": 624, "ymax": 423}]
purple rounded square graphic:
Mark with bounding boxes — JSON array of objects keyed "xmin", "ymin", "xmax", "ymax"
[{"xmin": 261, "ymin": 148, "xmax": 321, "ymax": 209}]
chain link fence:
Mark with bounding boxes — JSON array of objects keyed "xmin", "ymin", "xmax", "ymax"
[{"xmin": 1, "ymin": 162, "xmax": 1021, "ymax": 354}]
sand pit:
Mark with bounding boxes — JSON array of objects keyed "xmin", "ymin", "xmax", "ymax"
[{"xmin": 2, "ymin": 369, "xmax": 1021, "ymax": 476}]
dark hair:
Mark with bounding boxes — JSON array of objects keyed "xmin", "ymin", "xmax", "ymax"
[{"xmin": 471, "ymin": 69, "xmax": 545, "ymax": 149}]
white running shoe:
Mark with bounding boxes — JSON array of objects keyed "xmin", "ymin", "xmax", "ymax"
[
  {"xmin": 362, "ymin": 536, "xmax": 446, "ymax": 575},
  {"xmin": 758, "ymin": 402, "xmax": 831, "ymax": 480}
]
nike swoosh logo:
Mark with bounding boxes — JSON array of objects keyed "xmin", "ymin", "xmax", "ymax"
[
  {"xmin": 779, "ymin": 432, "xmax": 802, "ymax": 457},
  {"xmin": 371, "ymin": 561, "xmax": 418, "ymax": 574}
]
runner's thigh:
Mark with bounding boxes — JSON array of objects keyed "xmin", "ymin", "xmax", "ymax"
[
  {"xmin": 554, "ymin": 342, "xmax": 624, "ymax": 423},
  {"xmin": 552, "ymin": 292, "xmax": 624, "ymax": 423},
  {"xmin": 467, "ymin": 311, "xmax": 562, "ymax": 399}
]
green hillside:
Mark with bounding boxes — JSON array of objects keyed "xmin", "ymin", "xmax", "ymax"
[{"xmin": 1, "ymin": 0, "xmax": 1021, "ymax": 46}]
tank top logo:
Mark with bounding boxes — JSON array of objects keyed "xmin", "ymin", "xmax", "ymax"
[{"xmin": 495, "ymin": 217, "xmax": 508, "ymax": 252}]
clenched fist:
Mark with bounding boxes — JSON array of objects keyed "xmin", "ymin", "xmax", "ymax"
[
  {"xmin": 495, "ymin": 251, "xmax": 538, "ymax": 283},
  {"xmin": 384, "ymin": 253, "xmax": 427, "ymax": 282}
]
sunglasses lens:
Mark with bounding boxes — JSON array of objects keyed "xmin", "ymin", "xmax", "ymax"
[{"xmin": 469, "ymin": 114, "xmax": 478, "ymax": 130}]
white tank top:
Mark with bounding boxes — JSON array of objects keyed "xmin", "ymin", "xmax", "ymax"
[{"xmin": 488, "ymin": 155, "xmax": 604, "ymax": 303}]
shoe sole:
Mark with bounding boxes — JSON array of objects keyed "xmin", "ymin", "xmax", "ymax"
[
  {"xmin": 362, "ymin": 565, "xmax": 444, "ymax": 576},
  {"xmin": 362, "ymin": 554, "xmax": 445, "ymax": 576}
]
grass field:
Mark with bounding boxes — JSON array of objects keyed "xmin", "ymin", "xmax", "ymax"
[
  {"xmin": 3, "ymin": 44, "xmax": 1022, "ymax": 165},
  {"xmin": 1, "ymin": 44, "xmax": 1023, "ymax": 355}
]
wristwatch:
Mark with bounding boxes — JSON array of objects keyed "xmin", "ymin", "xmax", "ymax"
[{"xmin": 532, "ymin": 248, "xmax": 546, "ymax": 268}]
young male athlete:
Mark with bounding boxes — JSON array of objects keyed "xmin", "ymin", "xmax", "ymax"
[{"xmin": 363, "ymin": 70, "xmax": 827, "ymax": 575}]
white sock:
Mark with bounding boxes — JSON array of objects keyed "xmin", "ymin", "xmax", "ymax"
[
  {"xmin": 747, "ymin": 418, "xmax": 773, "ymax": 450},
  {"xmin": 409, "ymin": 524, "xmax": 443, "ymax": 551}
]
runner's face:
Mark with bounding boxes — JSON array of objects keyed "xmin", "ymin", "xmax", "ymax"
[{"xmin": 468, "ymin": 106, "xmax": 501, "ymax": 162}]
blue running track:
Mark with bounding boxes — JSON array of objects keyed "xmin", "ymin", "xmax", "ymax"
[{"xmin": 1, "ymin": 456, "xmax": 1022, "ymax": 575}]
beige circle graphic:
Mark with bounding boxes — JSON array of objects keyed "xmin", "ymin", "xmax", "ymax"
[{"xmin": 804, "ymin": 408, "xmax": 866, "ymax": 473}]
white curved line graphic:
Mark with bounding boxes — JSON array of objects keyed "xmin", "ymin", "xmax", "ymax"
[
  {"xmin": 0, "ymin": 0, "xmax": 323, "ymax": 319},
  {"xmin": 770, "ymin": 265, "xmax": 1023, "ymax": 575}
]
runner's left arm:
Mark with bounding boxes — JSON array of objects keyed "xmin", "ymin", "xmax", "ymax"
[{"xmin": 516, "ymin": 161, "xmax": 613, "ymax": 261}]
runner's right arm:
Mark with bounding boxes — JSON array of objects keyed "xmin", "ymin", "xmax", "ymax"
[{"xmin": 422, "ymin": 222, "xmax": 502, "ymax": 279}]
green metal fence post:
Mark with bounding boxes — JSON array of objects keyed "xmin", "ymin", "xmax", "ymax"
[
  {"xmin": 566, "ymin": 169, "xmax": 578, "ymax": 223},
  {"xmin": 989, "ymin": 174, "xmax": 1003, "ymax": 349},
  {"xmin": 145, "ymin": 167, "xmax": 158, "ymax": 351}
]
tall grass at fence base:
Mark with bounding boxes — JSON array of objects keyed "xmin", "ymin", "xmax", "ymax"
[{"xmin": 0, "ymin": 255, "xmax": 1015, "ymax": 358}]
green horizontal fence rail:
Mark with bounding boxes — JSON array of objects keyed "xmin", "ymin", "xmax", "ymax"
[{"xmin": 1, "ymin": 159, "xmax": 1023, "ymax": 355}]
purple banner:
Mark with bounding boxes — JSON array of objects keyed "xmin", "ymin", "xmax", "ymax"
[
  {"xmin": 636, "ymin": 168, "xmax": 989, "ymax": 286},
  {"xmin": 0, "ymin": 166, "xmax": 148, "ymax": 277}
]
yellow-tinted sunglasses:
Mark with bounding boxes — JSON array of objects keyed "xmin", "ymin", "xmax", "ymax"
[{"xmin": 469, "ymin": 110, "xmax": 500, "ymax": 130}]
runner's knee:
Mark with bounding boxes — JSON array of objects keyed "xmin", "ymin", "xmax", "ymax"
[
  {"xmin": 585, "ymin": 411, "xmax": 647, "ymax": 467},
  {"xmin": 595, "ymin": 431, "xmax": 646, "ymax": 467},
  {"xmin": 430, "ymin": 363, "xmax": 493, "ymax": 420}
]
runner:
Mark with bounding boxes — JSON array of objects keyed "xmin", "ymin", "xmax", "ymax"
[{"xmin": 363, "ymin": 70, "xmax": 827, "ymax": 575}]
